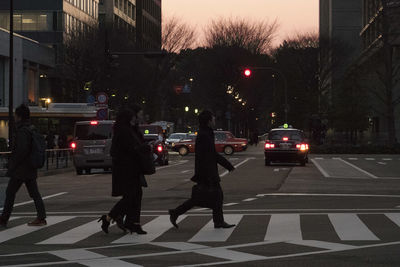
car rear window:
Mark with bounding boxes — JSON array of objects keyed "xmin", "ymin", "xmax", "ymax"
[
  {"xmin": 139, "ymin": 125, "xmax": 162, "ymax": 135},
  {"xmin": 268, "ymin": 130, "xmax": 303, "ymax": 141},
  {"xmin": 75, "ymin": 124, "xmax": 113, "ymax": 140},
  {"xmin": 169, "ymin": 134, "xmax": 187, "ymax": 139}
]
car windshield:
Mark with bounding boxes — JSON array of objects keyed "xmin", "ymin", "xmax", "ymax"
[
  {"xmin": 169, "ymin": 133, "xmax": 187, "ymax": 139},
  {"xmin": 268, "ymin": 130, "xmax": 303, "ymax": 141},
  {"xmin": 75, "ymin": 124, "xmax": 113, "ymax": 140}
]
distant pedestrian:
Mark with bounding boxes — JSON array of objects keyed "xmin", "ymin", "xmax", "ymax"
[
  {"xmin": 0, "ymin": 104, "xmax": 47, "ymax": 227},
  {"xmin": 57, "ymin": 132, "xmax": 68, "ymax": 158},
  {"xmin": 98, "ymin": 106, "xmax": 148, "ymax": 234},
  {"xmin": 168, "ymin": 110, "xmax": 236, "ymax": 229}
]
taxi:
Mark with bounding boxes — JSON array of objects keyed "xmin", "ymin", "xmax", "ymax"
[
  {"xmin": 173, "ymin": 131, "xmax": 247, "ymax": 156},
  {"xmin": 264, "ymin": 124, "xmax": 309, "ymax": 166}
]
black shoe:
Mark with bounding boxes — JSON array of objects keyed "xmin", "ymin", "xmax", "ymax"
[
  {"xmin": 168, "ymin": 209, "xmax": 179, "ymax": 229},
  {"xmin": 112, "ymin": 216, "xmax": 126, "ymax": 233},
  {"xmin": 125, "ymin": 223, "xmax": 147, "ymax": 235},
  {"xmin": 98, "ymin": 215, "xmax": 110, "ymax": 234},
  {"xmin": 214, "ymin": 222, "xmax": 236, "ymax": 229}
]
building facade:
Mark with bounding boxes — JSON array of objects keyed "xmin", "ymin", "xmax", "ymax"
[
  {"xmin": 0, "ymin": 0, "xmax": 99, "ymax": 49},
  {"xmin": 99, "ymin": 0, "xmax": 136, "ymax": 32},
  {"xmin": 319, "ymin": 0, "xmax": 363, "ymax": 103},
  {"xmin": 136, "ymin": 0, "xmax": 161, "ymax": 50},
  {"xmin": 357, "ymin": 0, "xmax": 400, "ymax": 144}
]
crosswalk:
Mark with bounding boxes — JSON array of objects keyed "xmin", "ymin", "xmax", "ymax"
[{"xmin": 1, "ymin": 213, "xmax": 400, "ymax": 245}]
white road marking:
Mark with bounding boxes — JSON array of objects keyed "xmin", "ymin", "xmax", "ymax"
[
  {"xmin": 156, "ymin": 160, "xmax": 188, "ymax": 170},
  {"xmin": 382, "ymin": 158, "xmax": 393, "ymax": 161},
  {"xmin": 223, "ymin": 203, "xmax": 238, "ymax": 206},
  {"xmin": 242, "ymin": 198, "xmax": 257, "ymax": 202},
  {"xmin": 256, "ymin": 193, "xmax": 400, "ymax": 198},
  {"xmin": 332, "ymin": 157, "xmax": 341, "ymax": 160},
  {"xmin": 220, "ymin": 158, "xmax": 252, "ymax": 177},
  {"xmin": 0, "ymin": 216, "xmax": 74, "ymax": 243},
  {"xmin": 189, "ymin": 214, "xmax": 242, "ymax": 242},
  {"xmin": 181, "ymin": 170, "xmax": 191, "ymax": 174},
  {"xmin": 265, "ymin": 214, "xmax": 302, "ymax": 241},
  {"xmin": 348, "ymin": 158, "xmax": 358, "ymax": 160},
  {"xmin": 385, "ymin": 213, "xmax": 400, "ymax": 227},
  {"xmin": 112, "ymin": 215, "xmax": 186, "ymax": 244},
  {"xmin": 288, "ymin": 240, "xmax": 357, "ymax": 250},
  {"xmin": 310, "ymin": 159, "xmax": 330, "ymax": 177},
  {"xmin": 0, "ymin": 192, "xmax": 68, "ymax": 211},
  {"xmin": 273, "ymin": 168, "xmax": 279, "ymax": 172},
  {"xmin": 193, "ymin": 208, "xmax": 210, "ymax": 211},
  {"xmin": 365, "ymin": 158, "xmax": 375, "ymax": 160},
  {"xmin": 50, "ymin": 249, "xmax": 140, "ymax": 267},
  {"xmin": 195, "ymin": 247, "xmax": 265, "ymax": 262},
  {"xmin": 38, "ymin": 219, "xmax": 102, "ymax": 244},
  {"xmin": 378, "ymin": 162, "xmax": 387, "ymax": 165},
  {"xmin": 337, "ymin": 158, "xmax": 378, "ymax": 179},
  {"xmin": 328, "ymin": 213, "xmax": 379, "ymax": 240},
  {"xmin": 314, "ymin": 157, "xmax": 324, "ymax": 160}
]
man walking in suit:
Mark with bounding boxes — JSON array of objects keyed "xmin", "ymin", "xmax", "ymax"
[{"xmin": 169, "ymin": 110, "xmax": 235, "ymax": 229}]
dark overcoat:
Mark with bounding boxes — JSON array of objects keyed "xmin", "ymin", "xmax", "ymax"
[
  {"xmin": 191, "ymin": 126, "xmax": 234, "ymax": 185},
  {"xmin": 110, "ymin": 124, "xmax": 144, "ymax": 196},
  {"xmin": 7, "ymin": 121, "xmax": 37, "ymax": 181}
]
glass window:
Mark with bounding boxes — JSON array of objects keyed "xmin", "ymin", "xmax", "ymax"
[
  {"xmin": 115, "ymin": 0, "xmax": 118, "ymax": 8},
  {"xmin": 13, "ymin": 14, "xmax": 22, "ymax": 31},
  {"xmin": 37, "ymin": 14, "xmax": 48, "ymax": 31},
  {"xmin": 75, "ymin": 124, "xmax": 113, "ymax": 140},
  {"xmin": 0, "ymin": 13, "xmax": 10, "ymax": 29},
  {"xmin": 268, "ymin": 130, "xmax": 304, "ymax": 141},
  {"xmin": 215, "ymin": 132, "xmax": 227, "ymax": 141}
]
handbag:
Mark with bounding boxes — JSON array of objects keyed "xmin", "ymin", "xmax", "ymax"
[
  {"xmin": 136, "ymin": 143, "xmax": 156, "ymax": 175},
  {"xmin": 191, "ymin": 184, "xmax": 218, "ymax": 208}
]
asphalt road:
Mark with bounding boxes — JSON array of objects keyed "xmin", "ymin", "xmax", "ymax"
[{"xmin": 1, "ymin": 145, "xmax": 400, "ymax": 266}]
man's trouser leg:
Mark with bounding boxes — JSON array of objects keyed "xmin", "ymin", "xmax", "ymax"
[
  {"xmin": 127, "ymin": 187, "xmax": 143, "ymax": 223},
  {"xmin": 1, "ymin": 178, "xmax": 23, "ymax": 221},
  {"xmin": 212, "ymin": 184, "xmax": 224, "ymax": 224},
  {"xmin": 174, "ymin": 198, "xmax": 196, "ymax": 216},
  {"xmin": 25, "ymin": 179, "xmax": 46, "ymax": 220}
]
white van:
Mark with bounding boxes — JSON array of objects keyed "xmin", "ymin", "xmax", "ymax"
[{"xmin": 71, "ymin": 120, "xmax": 113, "ymax": 175}]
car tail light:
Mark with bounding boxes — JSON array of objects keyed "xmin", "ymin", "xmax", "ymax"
[
  {"xmin": 90, "ymin": 121, "xmax": 98, "ymax": 125},
  {"xmin": 70, "ymin": 142, "xmax": 77, "ymax": 149},
  {"xmin": 282, "ymin": 137, "xmax": 289, "ymax": 141},
  {"xmin": 296, "ymin": 144, "xmax": 309, "ymax": 151},
  {"xmin": 157, "ymin": 145, "xmax": 163, "ymax": 152},
  {"xmin": 265, "ymin": 143, "xmax": 275, "ymax": 149}
]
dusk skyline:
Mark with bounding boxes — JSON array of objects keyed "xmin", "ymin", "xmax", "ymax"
[{"xmin": 162, "ymin": 0, "xmax": 319, "ymax": 47}]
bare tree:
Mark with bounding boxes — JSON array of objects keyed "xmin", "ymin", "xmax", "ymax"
[
  {"xmin": 162, "ymin": 16, "xmax": 197, "ymax": 54},
  {"xmin": 204, "ymin": 17, "xmax": 279, "ymax": 54}
]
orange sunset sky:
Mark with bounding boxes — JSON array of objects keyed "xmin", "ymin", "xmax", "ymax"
[{"xmin": 162, "ymin": 0, "xmax": 319, "ymax": 47}]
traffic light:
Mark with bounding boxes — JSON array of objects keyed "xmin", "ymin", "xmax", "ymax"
[{"xmin": 243, "ymin": 68, "xmax": 252, "ymax": 77}]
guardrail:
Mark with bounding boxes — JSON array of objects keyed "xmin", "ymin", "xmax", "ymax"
[{"xmin": 0, "ymin": 149, "xmax": 73, "ymax": 177}]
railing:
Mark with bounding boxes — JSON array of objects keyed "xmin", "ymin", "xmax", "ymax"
[{"xmin": 0, "ymin": 148, "xmax": 73, "ymax": 177}]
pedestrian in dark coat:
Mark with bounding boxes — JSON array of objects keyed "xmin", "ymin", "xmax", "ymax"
[
  {"xmin": 168, "ymin": 110, "xmax": 236, "ymax": 229},
  {"xmin": 98, "ymin": 106, "xmax": 148, "ymax": 235},
  {"xmin": 0, "ymin": 104, "xmax": 47, "ymax": 227}
]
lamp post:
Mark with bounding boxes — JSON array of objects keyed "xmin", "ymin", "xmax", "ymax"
[{"xmin": 8, "ymin": 0, "xmax": 14, "ymax": 149}]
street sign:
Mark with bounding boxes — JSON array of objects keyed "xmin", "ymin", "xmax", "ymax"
[
  {"xmin": 96, "ymin": 92, "xmax": 108, "ymax": 104},
  {"xmin": 96, "ymin": 108, "xmax": 108, "ymax": 120},
  {"xmin": 87, "ymin": 95, "xmax": 95, "ymax": 104}
]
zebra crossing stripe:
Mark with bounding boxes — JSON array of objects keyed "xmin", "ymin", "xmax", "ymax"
[
  {"xmin": 265, "ymin": 214, "xmax": 302, "ymax": 241},
  {"xmin": 112, "ymin": 215, "xmax": 187, "ymax": 244},
  {"xmin": 189, "ymin": 214, "xmax": 243, "ymax": 242},
  {"xmin": 288, "ymin": 240, "xmax": 357, "ymax": 250},
  {"xmin": 50, "ymin": 249, "xmax": 140, "ymax": 267},
  {"xmin": 328, "ymin": 214, "xmax": 379, "ymax": 241},
  {"xmin": 38, "ymin": 219, "xmax": 101, "ymax": 245},
  {"xmin": 0, "ymin": 216, "xmax": 74, "ymax": 243},
  {"xmin": 385, "ymin": 213, "xmax": 400, "ymax": 227}
]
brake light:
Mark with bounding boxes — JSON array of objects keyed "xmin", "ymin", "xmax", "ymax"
[
  {"xmin": 282, "ymin": 137, "xmax": 289, "ymax": 141},
  {"xmin": 70, "ymin": 142, "xmax": 76, "ymax": 149},
  {"xmin": 90, "ymin": 121, "xmax": 98, "ymax": 125},
  {"xmin": 265, "ymin": 143, "xmax": 275, "ymax": 149},
  {"xmin": 157, "ymin": 145, "xmax": 163, "ymax": 152},
  {"xmin": 296, "ymin": 144, "xmax": 309, "ymax": 151}
]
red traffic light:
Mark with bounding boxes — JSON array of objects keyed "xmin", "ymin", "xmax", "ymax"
[{"xmin": 243, "ymin": 68, "xmax": 252, "ymax": 77}]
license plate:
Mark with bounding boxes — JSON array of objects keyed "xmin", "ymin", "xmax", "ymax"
[
  {"xmin": 280, "ymin": 143, "xmax": 291, "ymax": 148},
  {"xmin": 85, "ymin": 148, "xmax": 103, "ymax": 154}
]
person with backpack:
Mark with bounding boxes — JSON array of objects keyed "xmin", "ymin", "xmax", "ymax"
[{"xmin": 0, "ymin": 104, "xmax": 47, "ymax": 227}]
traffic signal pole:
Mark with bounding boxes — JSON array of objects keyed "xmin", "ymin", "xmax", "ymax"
[
  {"xmin": 244, "ymin": 66, "xmax": 288, "ymax": 122},
  {"xmin": 8, "ymin": 0, "xmax": 14, "ymax": 149}
]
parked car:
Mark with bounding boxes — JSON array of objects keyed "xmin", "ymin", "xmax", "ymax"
[
  {"xmin": 165, "ymin": 133, "xmax": 190, "ymax": 148},
  {"xmin": 139, "ymin": 126, "xmax": 169, "ymax": 166},
  {"xmin": 173, "ymin": 131, "xmax": 248, "ymax": 156},
  {"xmin": 71, "ymin": 120, "xmax": 113, "ymax": 175},
  {"xmin": 264, "ymin": 125, "xmax": 309, "ymax": 166}
]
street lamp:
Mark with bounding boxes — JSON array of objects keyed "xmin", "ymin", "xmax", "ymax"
[
  {"xmin": 184, "ymin": 106, "xmax": 189, "ymax": 112},
  {"xmin": 194, "ymin": 108, "xmax": 199, "ymax": 114}
]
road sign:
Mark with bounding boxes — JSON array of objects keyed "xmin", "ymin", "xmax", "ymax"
[
  {"xmin": 96, "ymin": 108, "xmax": 108, "ymax": 120},
  {"xmin": 96, "ymin": 92, "xmax": 108, "ymax": 104},
  {"xmin": 87, "ymin": 95, "xmax": 95, "ymax": 104}
]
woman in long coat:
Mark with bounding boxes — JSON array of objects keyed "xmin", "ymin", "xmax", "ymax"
[{"xmin": 98, "ymin": 107, "xmax": 147, "ymax": 234}]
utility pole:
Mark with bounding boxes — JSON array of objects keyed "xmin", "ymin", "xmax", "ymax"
[{"xmin": 8, "ymin": 0, "xmax": 14, "ymax": 149}]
